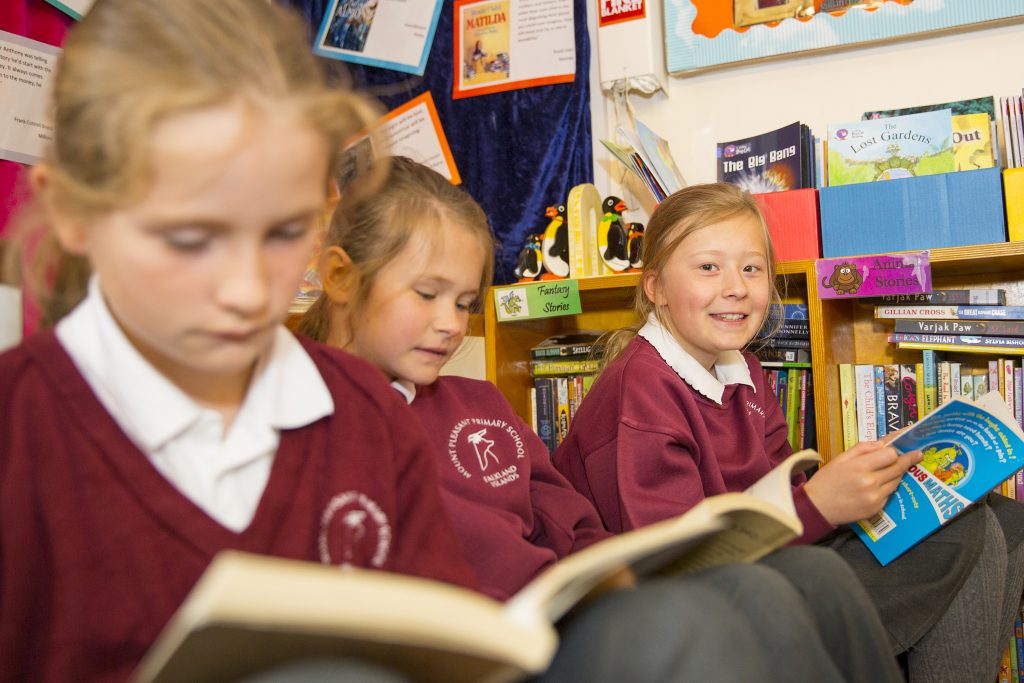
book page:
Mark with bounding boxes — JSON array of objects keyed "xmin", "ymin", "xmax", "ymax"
[
  {"xmin": 135, "ymin": 553, "xmax": 555, "ymax": 683},
  {"xmin": 744, "ymin": 449, "xmax": 822, "ymax": 516}
]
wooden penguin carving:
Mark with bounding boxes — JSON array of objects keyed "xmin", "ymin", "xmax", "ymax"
[
  {"xmin": 514, "ymin": 233, "xmax": 544, "ymax": 282},
  {"xmin": 598, "ymin": 196, "xmax": 629, "ymax": 272},
  {"xmin": 540, "ymin": 203, "xmax": 569, "ymax": 278}
]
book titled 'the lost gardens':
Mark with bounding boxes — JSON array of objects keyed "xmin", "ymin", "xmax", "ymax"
[{"xmin": 827, "ymin": 109, "xmax": 955, "ymax": 187}]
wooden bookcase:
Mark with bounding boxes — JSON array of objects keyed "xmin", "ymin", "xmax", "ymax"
[{"xmin": 484, "ymin": 241, "xmax": 1024, "ymax": 464}]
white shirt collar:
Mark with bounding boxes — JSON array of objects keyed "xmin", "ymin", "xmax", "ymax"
[
  {"xmin": 56, "ymin": 276, "xmax": 334, "ymax": 452},
  {"xmin": 637, "ymin": 313, "xmax": 754, "ymax": 405},
  {"xmin": 391, "ymin": 380, "xmax": 416, "ymax": 405}
]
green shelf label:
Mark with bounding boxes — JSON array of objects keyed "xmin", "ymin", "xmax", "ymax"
[{"xmin": 494, "ymin": 280, "xmax": 582, "ymax": 322}]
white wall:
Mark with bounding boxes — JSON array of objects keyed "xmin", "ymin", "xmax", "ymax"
[{"xmin": 592, "ymin": 18, "xmax": 1024, "ymax": 221}]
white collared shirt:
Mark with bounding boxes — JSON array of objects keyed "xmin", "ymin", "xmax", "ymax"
[
  {"xmin": 637, "ymin": 313, "xmax": 755, "ymax": 405},
  {"xmin": 391, "ymin": 380, "xmax": 416, "ymax": 405},
  {"xmin": 56, "ymin": 277, "xmax": 334, "ymax": 531}
]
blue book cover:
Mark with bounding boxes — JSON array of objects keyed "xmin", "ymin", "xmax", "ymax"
[
  {"xmin": 852, "ymin": 392, "xmax": 1024, "ymax": 565},
  {"xmin": 874, "ymin": 365, "xmax": 887, "ymax": 439}
]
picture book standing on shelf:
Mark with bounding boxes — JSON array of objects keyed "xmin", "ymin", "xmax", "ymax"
[
  {"xmin": 853, "ymin": 392, "xmax": 1024, "ymax": 565},
  {"xmin": 716, "ymin": 121, "xmax": 815, "ymax": 194}
]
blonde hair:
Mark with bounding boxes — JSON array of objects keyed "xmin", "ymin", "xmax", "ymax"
[
  {"xmin": 600, "ymin": 183, "xmax": 783, "ymax": 369},
  {"xmin": 298, "ymin": 156, "xmax": 494, "ymax": 344},
  {"xmin": 7, "ymin": 0, "xmax": 381, "ymax": 325}
]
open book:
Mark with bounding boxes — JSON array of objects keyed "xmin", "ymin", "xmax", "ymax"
[
  {"xmin": 133, "ymin": 450, "xmax": 820, "ymax": 683},
  {"xmin": 853, "ymin": 390, "xmax": 1024, "ymax": 566}
]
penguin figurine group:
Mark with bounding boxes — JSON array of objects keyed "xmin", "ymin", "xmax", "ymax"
[{"xmin": 540, "ymin": 203, "xmax": 569, "ymax": 278}]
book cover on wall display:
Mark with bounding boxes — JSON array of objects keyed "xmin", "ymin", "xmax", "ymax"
[
  {"xmin": 453, "ymin": 0, "xmax": 575, "ymax": 99},
  {"xmin": 853, "ymin": 391, "xmax": 1024, "ymax": 566},
  {"xmin": 827, "ymin": 109, "xmax": 955, "ymax": 187},
  {"xmin": 313, "ymin": 0, "xmax": 443, "ymax": 76},
  {"xmin": 716, "ymin": 121, "xmax": 809, "ymax": 194}
]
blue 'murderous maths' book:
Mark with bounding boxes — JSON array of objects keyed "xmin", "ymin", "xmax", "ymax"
[
  {"xmin": 852, "ymin": 392, "xmax": 1024, "ymax": 566},
  {"xmin": 827, "ymin": 109, "xmax": 955, "ymax": 187}
]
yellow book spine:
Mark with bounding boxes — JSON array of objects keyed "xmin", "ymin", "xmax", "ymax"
[
  {"xmin": 1005, "ymin": 168, "xmax": 1024, "ymax": 242},
  {"xmin": 838, "ymin": 364, "xmax": 857, "ymax": 449}
]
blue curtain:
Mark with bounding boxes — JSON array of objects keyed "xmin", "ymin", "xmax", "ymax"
[{"xmin": 279, "ymin": 0, "xmax": 593, "ymax": 284}]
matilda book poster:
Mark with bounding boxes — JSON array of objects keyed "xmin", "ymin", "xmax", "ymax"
[
  {"xmin": 453, "ymin": 0, "xmax": 575, "ymax": 99},
  {"xmin": 827, "ymin": 109, "xmax": 954, "ymax": 187},
  {"xmin": 716, "ymin": 121, "xmax": 804, "ymax": 193}
]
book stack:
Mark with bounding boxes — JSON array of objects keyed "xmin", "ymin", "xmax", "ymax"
[
  {"xmin": 1000, "ymin": 94, "xmax": 1024, "ymax": 170},
  {"xmin": 716, "ymin": 121, "xmax": 818, "ymax": 194},
  {"xmin": 529, "ymin": 331, "xmax": 603, "ymax": 453},
  {"xmin": 752, "ymin": 303, "xmax": 815, "ymax": 452},
  {"xmin": 601, "ymin": 119, "xmax": 685, "ymax": 203},
  {"xmin": 838, "ymin": 288, "xmax": 1023, "ymax": 500}
]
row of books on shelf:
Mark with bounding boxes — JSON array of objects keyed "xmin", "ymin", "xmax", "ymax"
[
  {"xmin": 714, "ymin": 93, "xmax": 1019, "ymax": 193},
  {"xmin": 761, "ymin": 367, "xmax": 815, "ymax": 453},
  {"xmin": 999, "ymin": 615, "xmax": 1024, "ymax": 683},
  {"xmin": 838, "ymin": 354, "xmax": 1023, "ymax": 501}
]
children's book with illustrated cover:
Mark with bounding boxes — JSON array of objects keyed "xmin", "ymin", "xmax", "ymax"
[
  {"xmin": 716, "ymin": 121, "xmax": 811, "ymax": 194},
  {"xmin": 853, "ymin": 391, "xmax": 1024, "ymax": 566},
  {"xmin": 827, "ymin": 109, "xmax": 955, "ymax": 187},
  {"xmin": 134, "ymin": 453, "xmax": 821, "ymax": 683},
  {"xmin": 863, "ymin": 96, "xmax": 996, "ymax": 170}
]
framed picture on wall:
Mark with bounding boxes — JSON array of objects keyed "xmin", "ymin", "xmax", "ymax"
[{"xmin": 667, "ymin": 0, "xmax": 1024, "ymax": 75}]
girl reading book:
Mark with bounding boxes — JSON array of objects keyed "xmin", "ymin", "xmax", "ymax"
[
  {"xmin": 552, "ymin": 182, "xmax": 1024, "ymax": 683},
  {"xmin": 0, "ymin": 2, "xmax": 478, "ymax": 681},
  {"xmin": 300, "ymin": 156, "xmax": 903, "ymax": 683}
]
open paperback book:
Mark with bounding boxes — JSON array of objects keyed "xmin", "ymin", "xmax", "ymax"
[
  {"xmin": 133, "ymin": 450, "xmax": 820, "ymax": 683},
  {"xmin": 853, "ymin": 391, "xmax": 1024, "ymax": 566}
]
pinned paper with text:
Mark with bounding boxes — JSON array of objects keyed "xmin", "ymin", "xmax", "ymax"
[
  {"xmin": 453, "ymin": 0, "xmax": 575, "ymax": 99},
  {"xmin": 0, "ymin": 31, "xmax": 61, "ymax": 165}
]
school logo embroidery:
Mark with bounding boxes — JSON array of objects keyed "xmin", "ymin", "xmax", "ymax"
[
  {"xmin": 447, "ymin": 418, "xmax": 527, "ymax": 488},
  {"xmin": 318, "ymin": 491, "xmax": 391, "ymax": 568},
  {"xmin": 746, "ymin": 400, "xmax": 765, "ymax": 418}
]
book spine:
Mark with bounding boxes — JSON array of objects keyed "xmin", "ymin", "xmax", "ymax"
[
  {"xmin": 776, "ymin": 370, "xmax": 789, "ymax": 411},
  {"xmin": 854, "ymin": 364, "xmax": 878, "ymax": 443},
  {"xmin": 532, "ymin": 343, "xmax": 598, "ymax": 359},
  {"xmin": 1015, "ymin": 618, "xmax": 1024, "ymax": 683},
  {"xmin": 1011, "ymin": 635, "xmax": 1021, "ymax": 683},
  {"xmin": 786, "ymin": 368, "xmax": 800, "ymax": 449},
  {"xmin": 896, "ymin": 342, "xmax": 1024, "ymax": 357},
  {"xmin": 938, "ymin": 361, "xmax": 951, "ymax": 407},
  {"xmin": 1016, "ymin": 367, "xmax": 1023, "ymax": 429},
  {"xmin": 876, "ymin": 305, "xmax": 1024, "ymax": 320},
  {"xmin": 873, "ymin": 289, "xmax": 1007, "ymax": 305},
  {"xmin": 531, "ymin": 359, "xmax": 601, "ymax": 376},
  {"xmin": 900, "ymin": 364, "xmax": 919, "ymax": 426},
  {"xmin": 973, "ymin": 371, "xmax": 989, "ymax": 398},
  {"xmin": 763, "ymin": 337, "xmax": 811, "ymax": 349},
  {"xmin": 529, "ymin": 387, "xmax": 537, "ymax": 435},
  {"xmin": 755, "ymin": 347, "xmax": 810, "ymax": 363},
  {"xmin": 874, "ymin": 365, "xmax": 887, "ymax": 439},
  {"xmin": 1007, "ymin": 360, "xmax": 1018, "ymax": 425},
  {"xmin": 884, "ymin": 365, "xmax": 901, "ymax": 433},
  {"xmin": 774, "ymin": 321, "xmax": 810, "ymax": 338},
  {"xmin": 961, "ymin": 370, "xmax": 976, "ymax": 400},
  {"xmin": 922, "ymin": 350, "xmax": 939, "ymax": 417},
  {"xmin": 555, "ymin": 377, "xmax": 570, "ymax": 446},
  {"xmin": 533, "ymin": 377, "xmax": 556, "ymax": 452},
  {"xmin": 991, "ymin": 360, "xmax": 1002, "ymax": 399},
  {"xmin": 888, "ymin": 332, "xmax": 1024, "ymax": 348},
  {"xmin": 839, "ymin": 364, "xmax": 858, "ymax": 448},
  {"xmin": 949, "ymin": 362, "xmax": 961, "ymax": 399},
  {"xmin": 894, "ymin": 319, "xmax": 1024, "ymax": 336},
  {"xmin": 798, "ymin": 369, "xmax": 809, "ymax": 450}
]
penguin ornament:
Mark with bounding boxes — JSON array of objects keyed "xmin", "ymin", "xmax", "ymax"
[
  {"xmin": 598, "ymin": 196, "xmax": 629, "ymax": 272},
  {"xmin": 540, "ymin": 203, "xmax": 569, "ymax": 279},
  {"xmin": 514, "ymin": 232, "xmax": 544, "ymax": 282},
  {"xmin": 626, "ymin": 222, "xmax": 645, "ymax": 271}
]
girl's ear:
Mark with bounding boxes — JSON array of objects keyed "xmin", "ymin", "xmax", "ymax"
[
  {"xmin": 29, "ymin": 164, "xmax": 89, "ymax": 255},
  {"xmin": 320, "ymin": 245, "xmax": 358, "ymax": 305},
  {"xmin": 642, "ymin": 269, "xmax": 663, "ymax": 307}
]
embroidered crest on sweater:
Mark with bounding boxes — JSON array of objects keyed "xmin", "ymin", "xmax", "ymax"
[{"xmin": 318, "ymin": 491, "xmax": 392, "ymax": 568}]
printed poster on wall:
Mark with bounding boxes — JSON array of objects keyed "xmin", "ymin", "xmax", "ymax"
[
  {"xmin": 0, "ymin": 30, "xmax": 60, "ymax": 165},
  {"xmin": 453, "ymin": 0, "xmax": 576, "ymax": 100},
  {"xmin": 339, "ymin": 92, "xmax": 461, "ymax": 186},
  {"xmin": 313, "ymin": 0, "xmax": 443, "ymax": 76}
]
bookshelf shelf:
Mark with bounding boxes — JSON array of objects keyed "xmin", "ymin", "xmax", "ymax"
[{"xmin": 484, "ymin": 241, "xmax": 1024, "ymax": 466}]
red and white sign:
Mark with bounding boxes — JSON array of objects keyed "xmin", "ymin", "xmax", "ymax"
[{"xmin": 598, "ymin": 0, "xmax": 645, "ymax": 27}]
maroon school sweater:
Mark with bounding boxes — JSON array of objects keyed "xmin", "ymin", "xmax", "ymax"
[
  {"xmin": 552, "ymin": 336, "xmax": 832, "ymax": 542},
  {"xmin": 0, "ymin": 332, "xmax": 476, "ymax": 683},
  {"xmin": 409, "ymin": 376, "xmax": 610, "ymax": 601}
]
